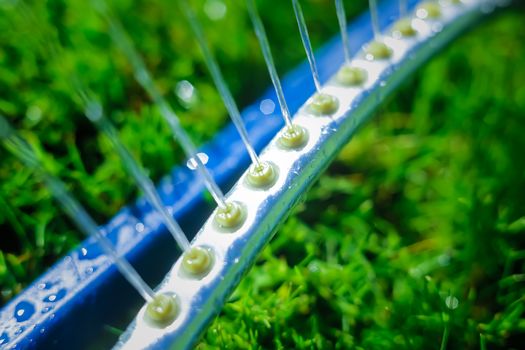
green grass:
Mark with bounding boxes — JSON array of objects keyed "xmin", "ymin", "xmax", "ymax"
[{"xmin": 1, "ymin": 0, "xmax": 525, "ymax": 349}]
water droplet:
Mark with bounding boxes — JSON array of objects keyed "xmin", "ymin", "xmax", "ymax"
[
  {"xmin": 13, "ymin": 327, "xmax": 24, "ymax": 336},
  {"xmin": 445, "ymin": 296, "xmax": 459, "ymax": 310},
  {"xmin": 14, "ymin": 301, "xmax": 35, "ymax": 322},
  {"xmin": 259, "ymin": 99, "xmax": 276, "ymax": 115},
  {"xmin": 26, "ymin": 105, "xmax": 42, "ymax": 125},
  {"xmin": 43, "ymin": 289, "xmax": 66, "ymax": 303},
  {"xmin": 37, "ymin": 282, "xmax": 54, "ymax": 290},
  {"xmin": 135, "ymin": 223, "xmax": 145, "ymax": 233},
  {"xmin": 437, "ymin": 254, "xmax": 450, "ymax": 266},
  {"xmin": 41, "ymin": 306, "xmax": 53, "ymax": 314},
  {"xmin": 85, "ymin": 266, "xmax": 96, "ymax": 275},
  {"xmin": 186, "ymin": 152, "xmax": 209, "ymax": 170},
  {"xmin": 204, "ymin": 0, "xmax": 227, "ymax": 21},
  {"xmin": 85, "ymin": 101, "xmax": 103, "ymax": 122},
  {"xmin": 78, "ymin": 245, "xmax": 102, "ymax": 260},
  {"xmin": 308, "ymin": 262, "xmax": 320, "ymax": 273},
  {"xmin": 175, "ymin": 80, "xmax": 198, "ymax": 108},
  {"xmin": 416, "ymin": 8, "xmax": 429, "ymax": 19},
  {"xmin": 117, "ymin": 226, "xmax": 134, "ymax": 246}
]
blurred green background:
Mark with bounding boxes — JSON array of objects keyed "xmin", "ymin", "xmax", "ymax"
[{"xmin": 1, "ymin": 0, "xmax": 524, "ymax": 349}]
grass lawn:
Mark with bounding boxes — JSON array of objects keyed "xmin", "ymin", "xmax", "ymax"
[{"xmin": 1, "ymin": 1, "xmax": 524, "ymax": 349}]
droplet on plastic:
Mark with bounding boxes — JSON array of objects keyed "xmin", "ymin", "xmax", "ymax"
[
  {"xmin": 37, "ymin": 282, "xmax": 53, "ymax": 290},
  {"xmin": 43, "ymin": 289, "xmax": 66, "ymax": 303},
  {"xmin": 0, "ymin": 331, "xmax": 9, "ymax": 345},
  {"xmin": 186, "ymin": 152, "xmax": 209, "ymax": 170},
  {"xmin": 14, "ymin": 301, "xmax": 35, "ymax": 322},
  {"xmin": 41, "ymin": 306, "xmax": 53, "ymax": 314},
  {"xmin": 135, "ymin": 222, "xmax": 145, "ymax": 233}
]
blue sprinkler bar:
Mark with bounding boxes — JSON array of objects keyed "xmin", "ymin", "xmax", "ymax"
[{"xmin": 0, "ymin": 0, "xmax": 489, "ymax": 348}]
